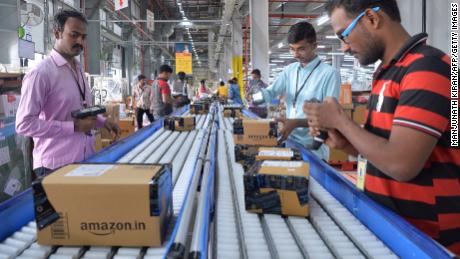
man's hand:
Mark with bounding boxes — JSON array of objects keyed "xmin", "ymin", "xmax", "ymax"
[
  {"xmin": 276, "ymin": 117, "xmax": 308, "ymax": 142},
  {"xmin": 74, "ymin": 116, "xmax": 97, "ymax": 133},
  {"xmin": 104, "ymin": 118, "xmax": 120, "ymax": 139},
  {"xmin": 303, "ymin": 97, "xmax": 345, "ymax": 129}
]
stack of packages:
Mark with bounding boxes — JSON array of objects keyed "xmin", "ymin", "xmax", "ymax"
[
  {"xmin": 96, "ymin": 102, "xmax": 135, "ymax": 151},
  {"xmin": 190, "ymin": 100, "xmax": 211, "ymax": 115},
  {"xmin": 233, "ymin": 118, "xmax": 311, "ymax": 217},
  {"xmin": 223, "ymin": 105, "xmax": 243, "ymax": 118},
  {"xmin": 163, "ymin": 116, "xmax": 196, "ymax": 131}
]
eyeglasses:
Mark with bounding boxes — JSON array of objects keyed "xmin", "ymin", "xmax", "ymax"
[{"xmin": 338, "ymin": 6, "xmax": 381, "ymax": 44}]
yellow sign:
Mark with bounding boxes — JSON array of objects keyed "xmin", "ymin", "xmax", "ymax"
[
  {"xmin": 175, "ymin": 52, "xmax": 192, "ymax": 74},
  {"xmin": 232, "ymin": 55, "xmax": 244, "ymax": 103},
  {"xmin": 175, "ymin": 43, "xmax": 193, "ymax": 74}
]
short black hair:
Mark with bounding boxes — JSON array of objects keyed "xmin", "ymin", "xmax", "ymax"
[
  {"xmin": 53, "ymin": 10, "xmax": 87, "ymax": 32},
  {"xmin": 220, "ymin": 81, "xmax": 225, "ymax": 86},
  {"xmin": 287, "ymin": 21, "xmax": 316, "ymax": 44},
  {"xmin": 137, "ymin": 74, "xmax": 146, "ymax": 81},
  {"xmin": 326, "ymin": 0, "xmax": 401, "ymax": 22},
  {"xmin": 251, "ymin": 69, "xmax": 261, "ymax": 77},
  {"xmin": 200, "ymin": 79, "xmax": 206, "ymax": 85},
  {"xmin": 177, "ymin": 71, "xmax": 186, "ymax": 78},
  {"xmin": 159, "ymin": 64, "xmax": 173, "ymax": 73}
]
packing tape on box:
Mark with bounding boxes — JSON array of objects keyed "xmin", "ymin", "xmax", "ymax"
[
  {"xmin": 244, "ymin": 172, "xmax": 309, "ymax": 209},
  {"xmin": 32, "ymin": 180, "xmax": 60, "ymax": 230},
  {"xmin": 232, "ymin": 119, "xmax": 278, "ymax": 137},
  {"xmin": 244, "ymin": 189, "xmax": 282, "ymax": 214},
  {"xmin": 149, "ymin": 165, "xmax": 173, "ymax": 217}
]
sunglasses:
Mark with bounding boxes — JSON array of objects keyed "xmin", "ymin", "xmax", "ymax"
[{"xmin": 338, "ymin": 6, "xmax": 381, "ymax": 44}]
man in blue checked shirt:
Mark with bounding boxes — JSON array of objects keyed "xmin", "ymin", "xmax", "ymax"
[{"xmin": 261, "ymin": 21, "xmax": 341, "ymax": 160}]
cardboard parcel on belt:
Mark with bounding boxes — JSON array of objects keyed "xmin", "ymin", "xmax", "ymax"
[
  {"xmin": 163, "ymin": 116, "xmax": 196, "ymax": 131},
  {"xmin": 244, "ymin": 160, "xmax": 310, "ymax": 217},
  {"xmin": 233, "ymin": 119, "xmax": 279, "ymax": 146},
  {"xmin": 33, "ymin": 163, "xmax": 173, "ymax": 247}
]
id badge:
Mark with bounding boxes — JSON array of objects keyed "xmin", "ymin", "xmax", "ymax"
[
  {"xmin": 356, "ymin": 155, "xmax": 367, "ymax": 191},
  {"xmin": 288, "ymin": 105, "xmax": 296, "ymax": 119}
]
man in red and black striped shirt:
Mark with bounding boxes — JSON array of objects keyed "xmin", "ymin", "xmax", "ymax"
[{"xmin": 304, "ymin": 0, "xmax": 459, "ymax": 255}]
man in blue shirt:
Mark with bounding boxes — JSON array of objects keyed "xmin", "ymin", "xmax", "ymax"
[
  {"xmin": 228, "ymin": 78, "xmax": 243, "ymax": 105},
  {"xmin": 261, "ymin": 21, "xmax": 341, "ymax": 160}
]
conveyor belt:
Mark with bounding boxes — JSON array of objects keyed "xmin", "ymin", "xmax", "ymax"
[
  {"xmin": 215, "ymin": 129, "xmax": 399, "ymax": 259},
  {"xmin": 0, "ymin": 104, "xmax": 455, "ymax": 259}
]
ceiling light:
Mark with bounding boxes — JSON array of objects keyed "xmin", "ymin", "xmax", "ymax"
[
  {"xmin": 277, "ymin": 42, "xmax": 284, "ymax": 48},
  {"xmin": 326, "ymin": 35, "xmax": 339, "ymax": 39},
  {"xmin": 317, "ymin": 45, "xmax": 326, "ymax": 49},
  {"xmin": 180, "ymin": 21, "xmax": 193, "ymax": 27},
  {"xmin": 317, "ymin": 15, "xmax": 330, "ymax": 26}
]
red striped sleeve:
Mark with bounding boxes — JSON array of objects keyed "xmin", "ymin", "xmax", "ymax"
[
  {"xmin": 365, "ymin": 174, "xmax": 435, "ymax": 204},
  {"xmin": 438, "ymin": 214, "xmax": 460, "ymax": 230},
  {"xmin": 433, "ymin": 179, "xmax": 460, "ymax": 197},
  {"xmin": 431, "ymin": 147, "xmax": 460, "ymax": 166},
  {"xmin": 404, "ymin": 217, "xmax": 439, "ymax": 238},
  {"xmin": 401, "ymin": 71, "xmax": 451, "ymax": 98},
  {"xmin": 367, "ymin": 111, "xmax": 394, "ymax": 131},
  {"xmin": 394, "ymin": 105, "xmax": 448, "ymax": 134}
]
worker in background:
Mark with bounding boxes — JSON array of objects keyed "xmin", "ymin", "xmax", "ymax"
[
  {"xmin": 197, "ymin": 79, "xmax": 209, "ymax": 99},
  {"xmin": 247, "ymin": 69, "xmax": 268, "ymax": 101},
  {"xmin": 133, "ymin": 74, "xmax": 154, "ymax": 129},
  {"xmin": 217, "ymin": 81, "xmax": 228, "ymax": 103},
  {"xmin": 171, "ymin": 71, "xmax": 190, "ymax": 108},
  {"xmin": 150, "ymin": 64, "xmax": 174, "ymax": 117},
  {"xmin": 15, "ymin": 10, "xmax": 119, "ymax": 178},
  {"xmin": 304, "ymin": 0, "xmax": 459, "ymax": 254},
  {"xmin": 228, "ymin": 78, "xmax": 243, "ymax": 105},
  {"xmin": 258, "ymin": 21, "xmax": 340, "ymax": 160},
  {"xmin": 247, "ymin": 69, "xmax": 269, "ymax": 117}
]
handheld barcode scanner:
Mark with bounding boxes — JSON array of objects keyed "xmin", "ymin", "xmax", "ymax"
[
  {"xmin": 306, "ymin": 98, "xmax": 328, "ymax": 150},
  {"xmin": 71, "ymin": 105, "xmax": 106, "ymax": 119},
  {"xmin": 251, "ymin": 90, "xmax": 265, "ymax": 105}
]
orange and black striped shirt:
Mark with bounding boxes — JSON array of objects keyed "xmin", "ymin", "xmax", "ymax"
[{"xmin": 363, "ymin": 33, "xmax": 460, "ymax": 255}]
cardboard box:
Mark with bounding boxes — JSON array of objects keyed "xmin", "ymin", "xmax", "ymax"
[
  {"xmin": 101, "ymin": 139, "xmax": 113, "ymax": 149},
  {"xmin": 233, "ymin": 119, "xmax": 279, "ymax": 146},
  {"xmin": 95, "ymin": 131, "xmax": 102, "ymax": 151},
  {"xmin": 244, "ymin": 160, "xmax": 310, "ymax": 217},
  {"xmin": 255, "ymin": 147, "xmax": 301, "ymax": 161},
  {"xmin": 328, "ymin": 148, "xmax": 348, "ymax": 163},
  {"xmin": 341, "ymin": 103, "xmax": 353, "ymax": 119},
  {"xmin": 353, "ymin": 105, "xmax": 367, "ymax": 125},
  {"xmin": 164, "ymin": 116, "xmax": 196, "ymax": 131},
  {"xmin": 104, "ymin": 103, "xmax": 120, "ymax": 122},
  {"xmin": 339, "ymin": 84, "xmax": 352, "ymax": 105},
  {"xmin": 34, "ymin": 163, "xmax": 173, "ymax": 247},
  {"xmin": 223, "ymin": 106, "xmax": 243, "ymax": 118},
  {"xmin": 190, "ymin": 102, "xmax": 209, "ymax": 115},
  {"xmin": 119, "ymin": 117, "xmax": 135, "ymax": 139},
  {"xmin": 234, "ymin": 145, "xmax": 259, "ymax": 172}
]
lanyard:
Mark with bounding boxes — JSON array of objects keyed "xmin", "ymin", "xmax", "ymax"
[
  {"xmin": 70, "ymin": 65, "xmax": 87, "ymax": 107},
  {"xmin": 293, "ymin": 60, "xmax": 321, "ymax": 108}
]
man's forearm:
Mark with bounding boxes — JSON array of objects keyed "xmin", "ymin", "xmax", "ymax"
[{"xmin": 293, "ymin": 119, "xmax": 308, "ymax": 128}]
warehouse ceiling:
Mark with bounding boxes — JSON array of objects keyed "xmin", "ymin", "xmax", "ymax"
[{"xmin": 145, "ymin": 0, "xmax": 372, "ymax": 81}]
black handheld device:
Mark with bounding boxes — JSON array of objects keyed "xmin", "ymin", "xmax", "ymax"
[
  {"xmin": 306, "ymin": 98, "xmax": 328, "ymax": 150},
  {"xmin": 71, "ymin": 105, "xmax": 106, "ymax": 119}
]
